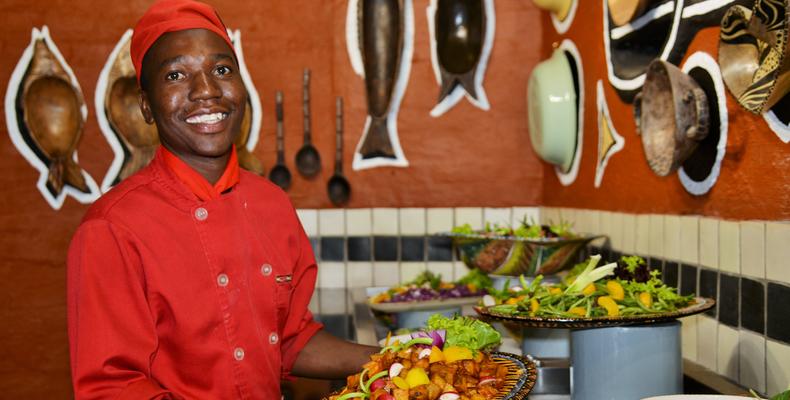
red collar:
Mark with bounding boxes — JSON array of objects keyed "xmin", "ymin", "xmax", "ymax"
[{"xmin": 160, "ymin": 145, "xmax": 240, "ymax": 202}]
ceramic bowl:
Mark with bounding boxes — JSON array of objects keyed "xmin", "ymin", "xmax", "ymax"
[
  {"xmin": 527, "ymin": 48, "xmax": 578, "ymax": 173},
  {"xmin": 440, "ymin": 233, "xmax": 600, "ymax": 277}
]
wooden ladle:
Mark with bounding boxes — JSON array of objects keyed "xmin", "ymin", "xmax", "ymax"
[
  {"xmin": 269, "ymin": 91, "xmax": 291, "ymax": 191},
  {"xmin": 327, "ymin": 97, "xmax": 351, "ymax": 206},
  {"xmin": 295, "ymin": 69, "xmax": 321, "ymax": 177}
]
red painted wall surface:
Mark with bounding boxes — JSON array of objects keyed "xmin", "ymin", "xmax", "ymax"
[
  {"xmin": 0, "ymin": 1, "xmax": 544, "ymax": 398},
  {"xmin": 539, "ymin": 1, "xmax": 790, "ymax": 220}
]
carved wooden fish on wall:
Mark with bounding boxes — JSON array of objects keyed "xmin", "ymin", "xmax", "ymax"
[
  {"xmin": 427, "ymin": 0, "xmax": 495, "ymax": 117},
  {"xmin": 346, "ymin": 0, "xmax": 413, "ymax": 170},
  {"xmin": 4, "ymin": 26, "xmax": 100, "ymax": 209},
  {"xmin": 97, "ymin": 30, "xmax": 159, "ymax": 188}
]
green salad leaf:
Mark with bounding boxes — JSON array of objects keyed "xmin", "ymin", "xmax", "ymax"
[
  {"xmin": 405, "ymin": 270, "xmax": 442, "ymax": 290},
  {"xmin": 751, "ymin": 388, "xmax": 790, "ymax": 400},
  {"xmin": 457, "ymin": 268, "xmax": 493, "ymax": 289},
  {"xmin": 426, "ymin": 315, "xmax": 501, "ymax": 351},
  {"xmin": 451, "ymin": 223, "xmax": 475, "ymax": 235}
]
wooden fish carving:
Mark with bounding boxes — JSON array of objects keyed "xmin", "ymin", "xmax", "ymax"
[
  {"xmin": 346, "ymin": 0, "xmax": 413, "ymax": 169},
  {"xmin": 23, "ymin": 40, "xmax": 89, "ymax": 195},
  {"xmin": 102, "ymin": 32, "xmax": 159, "ymax": 186},
  {"xmin": 428, "ymin": 0, "xmax": 495, "ymax": 116},
  {"xmin": 4, "ymin": 26, "xmax": 100, "ymax": 208}
]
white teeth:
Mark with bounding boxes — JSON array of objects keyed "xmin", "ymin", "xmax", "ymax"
[{"xmin": 186, "ymin": 112, "xmax": 227, "ymax": 124}]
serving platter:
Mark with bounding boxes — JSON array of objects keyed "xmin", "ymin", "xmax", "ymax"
[
  {"xmin": 323, "ymin": 352, "xmax": 538, "ymax": 400},
  {"xmin": 368, "ymin": 296, "xmax": 482, "ymax": 313},
  {"xmin": 475, "ymin": 296, "xmax": 715, "ymax": 329}
]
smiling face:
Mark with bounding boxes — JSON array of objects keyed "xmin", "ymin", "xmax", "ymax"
[{"xmin": 139, "ymin": 28, "xmax": 246, "ymax": 166}]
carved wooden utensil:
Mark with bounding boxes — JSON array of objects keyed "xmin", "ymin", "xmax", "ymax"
[
  {"xmin": 634, "ymin": 60, "xmax": 709, "ymax": 176},
  {"xmin": 22, "ymin": 38, "xmax": 88, "ymax": 194},
  {"xmin": 295, "ymin": 69, "xmax": 321, "ymax": 176},
  {"xmin": 435, "ymin": 0, "xmax": 485, "ymax": 104},
  {"xmin": 358, "ymin": 0, "xmax": 403, "ymax": 159},
  {"xmin": 328, "ymin": 97, "xmax": 351, "ymax": 206},
  {"xmin": 269, "ymin": 91, "xmax": 292, "ymax": 190},
  {"xmin": 719, "ymin": 0, "xmax": 789, "ymax": 114},
  {"xmin": 105, "ymin": 37, "xmax": 159, "ymax": 182}
]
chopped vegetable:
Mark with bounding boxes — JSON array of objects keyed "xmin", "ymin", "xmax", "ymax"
[
  {"xmin": 606, "ymin": 280, "xmax": 625, "ymax": 301},
  {"xmin": 485, "ymin": 255, "xmax": 695, "ymax": 319},
  {"xmin": 442, "ymin": 346, "xmax": 474, "ymax": 363},
  {"xmin": 370, "ymin": 268, "xmax": 492, "ymax": 305},
  {"xmin": 565, "ymin": 255, "xmax": 617, "ymax": 295},
  {"xmin": 425, "ymin": 315, "xmax": 501, "ymax": 351},
  {"xmin": 452, "ymin": 217, "xmax": 577, "ymax": 240},
  {"xmin": 405, "ymin": 368, "xmax": 430, "ymax": 387},
  {"xmin": 597, "ymin": 296, "xmax": 620, "ymax": 316}
]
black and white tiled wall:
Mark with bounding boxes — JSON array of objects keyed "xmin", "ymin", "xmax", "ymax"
[
  {"xmin": 296, "ymin": 206, "xmax": 790, "ymax": 395},
  {"xmin": 542, "ymin": 207, "xmax": 790, "ymax": 396}
]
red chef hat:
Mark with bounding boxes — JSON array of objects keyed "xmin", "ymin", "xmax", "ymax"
[{"xmin": 130, "ymin": 0, "xmax": 235, "ymax": 84}]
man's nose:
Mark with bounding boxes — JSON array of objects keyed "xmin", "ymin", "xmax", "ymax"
[{"xmin": 188, "ymin": 71, "xmax": 221, "ymax": 101}]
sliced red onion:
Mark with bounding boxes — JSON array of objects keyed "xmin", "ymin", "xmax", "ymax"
[
  {"xmin": 439, "ymin": 393, "xmax": 460, "ymax": 400},
  {"xmin": 427, "ymin": 329, "xmax": 446, "ymax": 349},
  {"xmin": 388, "ymin": 363, "xmax": 404, "ymax": 378},
  {"xmin": 410, "ymin": 331, "xmax": 430, "ymax": 339}
]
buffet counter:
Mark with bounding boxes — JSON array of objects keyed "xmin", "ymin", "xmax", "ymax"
[{"xmin": 284, "ymin": 288, "xmax": 752, "ymax": 400}]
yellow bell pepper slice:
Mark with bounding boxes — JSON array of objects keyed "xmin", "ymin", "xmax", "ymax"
[
  {"xmin": 639, "ymin": 292, "xmax": 653, "ymax": 308},
  {"xmin": 443, "ymin": 346, "xmax": 474, "ymax": 363},
  {"xmin": 530, "ymin": 298, "xmax": 540, "ymax": 314},
  {"xmin": 405, "ymin": 367, "xmax": 430, "ymax": 388},
  {"xmin": 597, "ymin": 296, "xmax": 620, "ymax": 316},
  {"xmin": 429, "ymin": 346, "xmax": 445, "ymax": 364},
  {"xmin": 606, "ymin": 280, "xmax": 625, "ymax": 301},
  {"xmin": 582, "ymin": 283, "xmax": 597, "ymax": 296},
  {"xmin": 392, "ymin": 376, "xmax": 409, "ymax": 390},
  {"xmin": 569, "ymin": 306, "xmax": 586, "ymax": 316}
]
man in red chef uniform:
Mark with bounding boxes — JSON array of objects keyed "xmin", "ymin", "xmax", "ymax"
[{"xmin": 66, "ymin": 1, "xmax": 376, "ymax": 398}]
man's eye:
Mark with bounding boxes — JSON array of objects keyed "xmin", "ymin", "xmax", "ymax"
[
  {"xmin": 215, "ymin": 66, "xmax": 232, "ymax": 76},
  {"xmin": 165, "ymin": 72, "xmax": 183, "ymax": 81}
]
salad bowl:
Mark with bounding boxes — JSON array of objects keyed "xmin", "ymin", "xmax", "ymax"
[{"xmin": 440, "ymin": 232, "xmax": 602, "ymax": 277}]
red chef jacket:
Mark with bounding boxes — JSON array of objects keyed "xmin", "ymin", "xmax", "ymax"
[{"xmin": 67, "ymin": 146, "xmax": 323, "ymax": 400}]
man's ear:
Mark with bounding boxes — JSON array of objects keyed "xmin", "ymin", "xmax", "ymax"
[{"xmin": 138, "ymin": 89, "xmax": 155, "ymax": 124}]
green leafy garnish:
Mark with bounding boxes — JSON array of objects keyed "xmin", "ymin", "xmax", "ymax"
[
  {"xmin": 426, "ymin": 315, "xmax": 501, "ymax": 351},
  {"xmin": 751, "ymin": 388, "xmax": 790, "ymax": 400},
  {"xmin": 457, "ymin": 268, "xmax": 493, "ymax": 290},
  {"xmin": 405, "ymin": 270, "xmax": 442, "ymax": 290}
]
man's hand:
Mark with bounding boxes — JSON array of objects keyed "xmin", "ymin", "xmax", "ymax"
[{"xmin": 291, "ymin": 330, "xmax": 379, "ymax": 379}]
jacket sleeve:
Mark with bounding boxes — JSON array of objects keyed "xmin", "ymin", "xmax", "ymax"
[
  {"xmin": 67, "ymin": 219, "xmax": 173, "ymax": 400},
  {"xmin": 279, "ymin": 220, "xmax": 323, "ymax": 379}
]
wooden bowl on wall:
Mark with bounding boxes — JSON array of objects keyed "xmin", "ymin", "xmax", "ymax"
[{"xmin": 634, "ymin": 60, "xmax": 709, "ymax": 177}]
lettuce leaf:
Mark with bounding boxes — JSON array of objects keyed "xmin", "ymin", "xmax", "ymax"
[{"xmin": 426, "ymin": 315, "xmax": 501, "ymax": 351}]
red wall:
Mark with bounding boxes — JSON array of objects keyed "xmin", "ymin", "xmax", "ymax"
[
  {"xmin": 0, "ymin": 1, "xmax": 544, "ymax": 398},
  {"xmin": 540, "ymin": 1, "xmax": 790, "ymax": 221}
]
